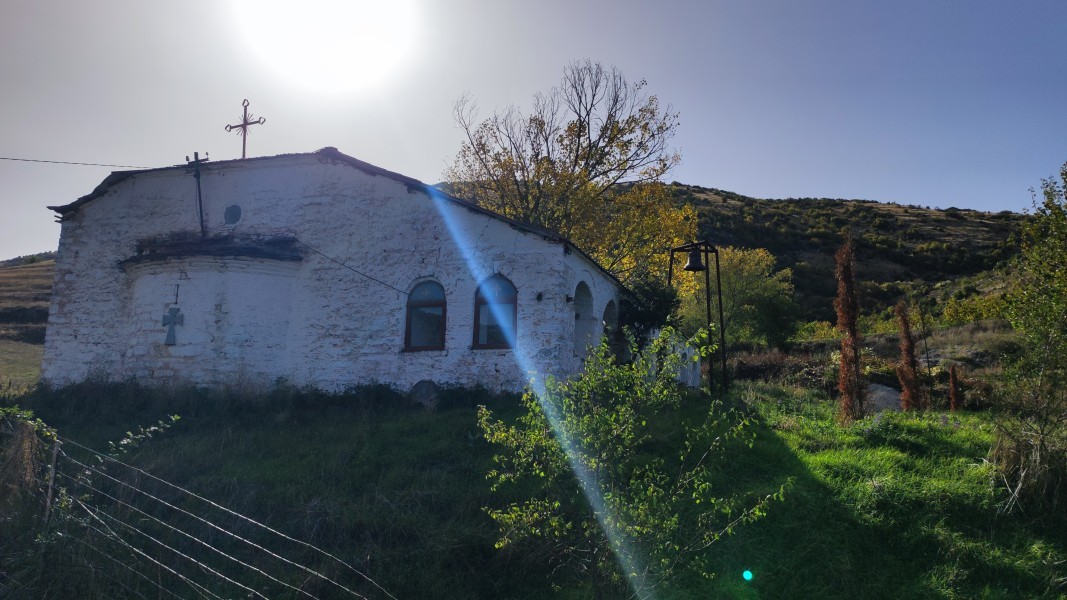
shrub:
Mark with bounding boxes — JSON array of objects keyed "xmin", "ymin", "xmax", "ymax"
[
  {"xmin": 478, "ymin": 330, "xmax": 784, "ymax": 595},
  {"xmin": 991, "ymin": 162, "xmax": 1067, "ymax": 513}
]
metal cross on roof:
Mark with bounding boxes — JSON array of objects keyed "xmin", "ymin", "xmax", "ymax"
[{"xmin": 224, "ymin": 99, "xmax": 266, "ymax": 159}]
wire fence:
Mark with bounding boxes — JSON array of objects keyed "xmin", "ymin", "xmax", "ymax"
[{"xmin": 13, "ymin": 434, "xmax": 399, "ymax": 600}]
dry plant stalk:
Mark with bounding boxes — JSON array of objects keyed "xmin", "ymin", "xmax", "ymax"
[
  {"xmin": 896, "ymin": 301, "xmax": 923, "ymax": 411},
  {"xmin": 834, "ymin": 236, "xmax": 864, "ymax": 423},
  {"xmin": 948, "ymin": 365, "xmax": 963, "ymax": 411}
]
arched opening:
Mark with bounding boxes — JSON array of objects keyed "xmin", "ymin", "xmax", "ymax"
[
  {"xmin": 474, "ymin": 275, "xmax": 517, "ymax": 349},
  {"xmin": 405, "ymin": 280, "xmax": 446, "ymax": 350},
  {"xmin": 573, "ymin": 282, "xmax": 596, "ymax": 359}
]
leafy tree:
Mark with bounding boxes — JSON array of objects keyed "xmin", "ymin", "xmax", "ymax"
[
  {"xmin": 678, "ymin": 246, "xmax": 798, "ymax": 348},
  {"xmin": 992, "ymin": 162, "xmax": 1067, "ymax": 512},
  {"xmin": 941, "ymin": 292, "xmax": 1007, "ymax": 326},
  {"xmin": 619, "ymin": 269, "xmax": 680, "ymax": 348},
  {"xmin": 791, "ymin": 320, "xmax": 840, "ymax": 342},
  {"xmin": 445, "ymin": 60, "xmax": 696, "ymax": 284},
  {"xmin": 477, "ymin": 331, "xmax": 784, "ymax": 597},
  {"xmin": 835, "ymin": 236, "xmax": 864, "ymax": 423}
]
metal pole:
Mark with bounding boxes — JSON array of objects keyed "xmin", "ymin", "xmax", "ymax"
[
  {"xmin": 714, "ymin": 247, "xmax": 727, "ymax": 392},
  {"xmin": 194, "ymin": 153, "xmax": 206, "ymax": 238},
  {"xmin": 43, "ymin": 441, "xmax": 60, "ymax": 524},
  {"xmin": 703, "ymin": 244, "xmax": 713, "ymax": 392},
  {"xmin": 667, "ymin": 249, "xmax": 676, "ymax": 288}
]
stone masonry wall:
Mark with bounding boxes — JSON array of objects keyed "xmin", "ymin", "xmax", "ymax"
[{"xmin": 42, "ymin": 153, "xmax": 623, "ymax": 392}]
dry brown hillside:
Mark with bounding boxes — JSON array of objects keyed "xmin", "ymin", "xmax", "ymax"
[
  {"xmin": 674, "ymin": 185, "xmax": 1026, "ymax": 322},
  {"xmin": 0, "ymin": 259, "xmax": 54, "ymax": 344}
]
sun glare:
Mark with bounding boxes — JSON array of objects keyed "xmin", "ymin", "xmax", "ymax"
[{"xmin": 230, "ymin": 0, "xmax": 418, "ymax": 94}]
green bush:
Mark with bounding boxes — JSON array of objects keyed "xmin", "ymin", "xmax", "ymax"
[{"xmin": 478, "ymin": 330, "xmax": 785, "ymax": 595}]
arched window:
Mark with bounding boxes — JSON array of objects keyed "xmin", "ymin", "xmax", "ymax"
[
  {"xmin": 405, "ymin": 281, "xmax": 446, "ymax": 351},
  {"xmin": 473, "ymin": 275, "xmax": 517, "ymax": 349}
]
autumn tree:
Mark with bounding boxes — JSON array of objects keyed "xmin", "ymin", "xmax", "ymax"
[
  {"xmin": 445, "ymin": 60, "xmax": 696, "ymax": 284},
  {"xmin": 679, "ymin": 246, "xmax": 797, "ymax": 348},
  {"xmin": 835, "ymin": 236, "xmax": 864, "ymax": 423},
  {"xmin": 895, "ymin": 300, "xmax": 923, "ymax": 411}
]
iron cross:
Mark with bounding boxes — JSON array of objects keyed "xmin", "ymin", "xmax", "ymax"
[
  {"xmin": 224, "ymin": 99, "xmax": 266, "ymax": 159},
  {"xmin": 162, "ymin": 307, "xmax": 184, "ymax": 346}
]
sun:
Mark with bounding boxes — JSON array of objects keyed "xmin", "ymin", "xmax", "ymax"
[{"xmin": 230, "ymin": 0, "xmax": 418, "ymax": 94}]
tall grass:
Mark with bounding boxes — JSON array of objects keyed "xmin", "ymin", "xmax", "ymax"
[{"xmin": 1, "ymin": 381, "xmax": 1063, "ymax": 598}]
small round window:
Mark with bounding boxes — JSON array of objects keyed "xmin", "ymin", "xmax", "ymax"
[{"xmin": 224, "ymin": 204, "xmax": 242, "ymax": 225}]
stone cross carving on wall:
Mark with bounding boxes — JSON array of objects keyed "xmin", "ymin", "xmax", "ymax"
[{"xmin": 162, "ymin": 307, "xmax": 184, "ymax": 345}]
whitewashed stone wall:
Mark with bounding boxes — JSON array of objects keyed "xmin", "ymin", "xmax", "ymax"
[{"xmin": 42, "ymin": 151, "xmax": 624, "ymax": 392}]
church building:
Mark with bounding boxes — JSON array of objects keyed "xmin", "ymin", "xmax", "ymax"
[{"xmin": 42, "ymin": 148, "xmax": 626, "ymax": 392}]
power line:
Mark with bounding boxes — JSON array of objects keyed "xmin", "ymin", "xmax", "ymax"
[
  {"xmin": 0, "ymin": 156, "xmax": 151, "ymax": 169},
  {"xmin": 293, "ymin": 237, "xmax": 409, "ymax": 296},
  {"xmin": 201, "ymin": 225, "xmax": 408, "ymax": 298}
]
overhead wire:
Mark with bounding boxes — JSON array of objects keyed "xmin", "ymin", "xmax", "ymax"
[
  {"xmin": 7, "ymin": 152, "xmax": 410, "ymax": 298},
  {"xmin": 292, "ymin": 237, "xmax": 408, "ymax": 296},
  {"xmin": 0, "ymin": 156, "xmax": 151, "ymax": 169}
]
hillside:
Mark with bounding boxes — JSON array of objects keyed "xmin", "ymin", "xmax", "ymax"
[
  {"xmin": 0, "ymin": 258, "xmax": 53, "ymax": 345},
  {"xmin": 676, "ymin": 185, "xmax": 1026, "ymax": 322},
  {"xmin": 0, "ymin": 193, "xmax": 1026, "ymax": 350}
]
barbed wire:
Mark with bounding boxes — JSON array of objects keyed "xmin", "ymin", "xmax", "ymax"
[
  {"xmin": 60, "ymin": 470, "xmax": 320, "ymax": 600},
  {"xmin": 59, "ymin": 437, "xmax": 392, "ymax": 599},
  {"xmin": 59, "ymin": 433, "xmax": 392, "ymax": 597},
  {"xmin": 80, "ymin": 497, "xmax": 266, "ymax": 599},
  {"xmin": 75, "ymin": 500, "xmax": 224, "ymax": 600},
  {"xmin": 73, "ymin": 534, "xmax": 186, "ymax": 600}
]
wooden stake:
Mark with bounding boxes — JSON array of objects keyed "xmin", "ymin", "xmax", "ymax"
[{"xmin": 43, "ymin": 441, "xmax": 59, "ymax": 524}]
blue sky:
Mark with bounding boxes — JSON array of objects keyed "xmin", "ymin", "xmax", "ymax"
[{"xmin": 2, "ymin": 0, "xmax": 1065, "ymax": 259}]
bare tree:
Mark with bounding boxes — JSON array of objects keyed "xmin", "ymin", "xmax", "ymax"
[{"xmin": 445, "ymin": 61, "xmax": 693, "ymax": 282}]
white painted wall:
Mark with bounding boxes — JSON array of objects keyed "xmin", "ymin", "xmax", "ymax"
[{"xmin": 42, "ymin": 151, "xmax": 624, "ymax": 392}]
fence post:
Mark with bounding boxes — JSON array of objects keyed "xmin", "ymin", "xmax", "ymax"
[{"xmin": 43, "ymin": 440, "xmax": 60, "ymax": 524}]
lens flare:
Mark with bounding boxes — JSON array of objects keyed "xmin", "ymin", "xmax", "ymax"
[{"xmin": 427, "ymin": 189, "xmax": 651, "ymax": 597}]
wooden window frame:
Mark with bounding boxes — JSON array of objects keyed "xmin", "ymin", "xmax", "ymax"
[
  {"xmin": 472, "ymin": 275, "xmax": 517, "ymax": 350},
  {"xmin": 404, "ymin": 281, "xmax": 447, "ymax": 351}
]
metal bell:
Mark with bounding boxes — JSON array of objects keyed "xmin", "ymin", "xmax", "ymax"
[{"xmin": 683, "ymin": 248, "xmax": 706, "ymax": 272}]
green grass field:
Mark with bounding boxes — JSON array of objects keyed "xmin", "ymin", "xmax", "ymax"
[
  {"xmin": 0, "ymin": 340, "xmax": 42, "ymax": 390},
  {"xmin": 3, "ymin": 382, "xmax": 1063, "ymax": 599}
]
